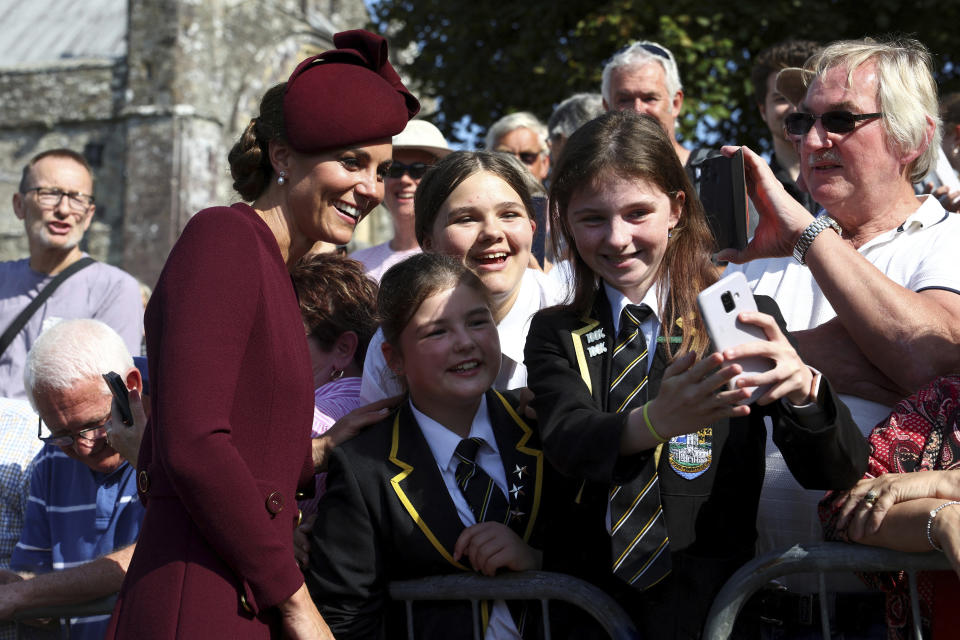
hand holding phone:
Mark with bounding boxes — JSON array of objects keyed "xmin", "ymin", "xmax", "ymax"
[
  {"xmin": 697, "ymin": 272, "xmax": 774, "ymax": 404},
  {"xmin": 102, "ymin": 371, "xmax": 134, "ymax": 426}
]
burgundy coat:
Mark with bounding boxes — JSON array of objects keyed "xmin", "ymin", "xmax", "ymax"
[{"xmin": 107, "ymin": 204, "xmax": 314, "ymax": 638}]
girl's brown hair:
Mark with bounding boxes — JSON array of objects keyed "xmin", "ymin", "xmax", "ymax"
[
  {"xmin": 378, "ymin": 253, "xmax": 491, "ymax": 349},
  {"xmin": 548, "ymin": 111, "xmax": 718, "ymax": 358}
]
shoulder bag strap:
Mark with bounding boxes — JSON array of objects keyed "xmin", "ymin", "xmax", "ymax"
[{"xmin": 0, "ymin": 257, "xmax": 97, "ymax": 356}]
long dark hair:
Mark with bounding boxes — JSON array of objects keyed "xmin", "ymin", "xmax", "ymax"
[{"xmin": 548, "ymin": 111, "xmax": 717, "ymax": 357}]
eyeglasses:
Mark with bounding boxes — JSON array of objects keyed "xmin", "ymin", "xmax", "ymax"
[
  {"xmin": 23, "ymin": 187, "xmax": 95, "ymax": 213},
  {"xmin": 497, "ymin": 150, "xmax": 543, "ymax": 166},
  {"xmin": 38, "ymin": 415, "xmax": 109, "ymax": 447},
  {"xmin": 784, "ymin": 111, "xmax": 883, "ymax": 136},
  {"xmin": 386, "ymin": 162, "xmax": 430, "ymax": 180}
]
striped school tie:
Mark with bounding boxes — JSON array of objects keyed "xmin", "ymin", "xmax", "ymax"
[
  {"xmin": 608, "ymin": 303, "xmax": 672, "ymax": 591},
  {"xmin": 454, "ymin": 437, "xmax": 510, "ymax": 525}
]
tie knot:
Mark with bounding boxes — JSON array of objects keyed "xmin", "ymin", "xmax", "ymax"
[
  {"xmin": 455, "ymin": 437, "xmax": 484, "ymax": 465},
  {"xmin": 621, "ymin": 304, "xmax": 653, "ymax": 330}
]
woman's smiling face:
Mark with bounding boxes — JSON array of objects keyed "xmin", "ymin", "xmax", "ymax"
[{"xmin": 283, "ymin": 140, "xmax": 393, "ymax": 247}]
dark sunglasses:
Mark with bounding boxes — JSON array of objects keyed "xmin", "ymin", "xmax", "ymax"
[
  {"xmin": 496, "ymin": 150, "xmax": 542, "ymax": 166},
  {"xmin": 386, "ymin": 162, "xmax": 429, "ymax": 180},
  {"xmin": 784, "ymin": 111, "xmax": 883, "ymax": 136}
]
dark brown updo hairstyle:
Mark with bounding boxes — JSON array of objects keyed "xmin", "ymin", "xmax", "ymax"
[
  {"xmin": 548, "ymin": 111, "xmax": 718, "ymax": 358},
  {"xmin": 291, "ymin": 253, "xmax": 379, "ymax": 368},
  {"xmin": 228, "ymin": 83, "xmax": 286, "ymax": 202},
  {"xmin": 378, "ymin": 253, "xmax": 491, "ymax": 350},
  {"xmin": 414, "ymin": 150, "xmax": 535, "ymax": 249}
]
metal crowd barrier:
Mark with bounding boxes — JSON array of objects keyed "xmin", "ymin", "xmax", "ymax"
[
  {"xmin": 14, "ymin": 572, "xmax": 637, "ymax": 640},
  {"xmin": 703, "ymin": 542, "xmax": 952, "ymax": 640},
  {"xmin": 389, "ymin": 570, "xmax": 640, "ymax": 640},
  {"xmin": 13, "ymin": 594, "xmax": 117, "ymax": 639}
]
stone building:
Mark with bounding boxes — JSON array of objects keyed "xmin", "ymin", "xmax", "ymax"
[{"xmin": 0, "ymin": 0, "xmax": 387, "ymax": 287}]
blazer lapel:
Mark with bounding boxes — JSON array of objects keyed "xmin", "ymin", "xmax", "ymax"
[
  {"xmin": 568, "ymin": 292, "xmax": 615, "ymax": 411},
  {"xmin": 387, "ymin": 403, "xmax": 470, "ymax": 570},
  {"xmin": 486, "ymin": 390, "xmax": 544, "ymax": 543}
]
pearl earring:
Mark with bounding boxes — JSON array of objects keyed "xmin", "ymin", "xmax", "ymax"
[{"xmin": 277, "ymin": 171, "xmax": 287, "ymax": 186}]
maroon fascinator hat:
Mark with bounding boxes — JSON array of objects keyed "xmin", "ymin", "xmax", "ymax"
[{"xmin": 283, "ymin": 29, "xmax": 420, "ymax": 153}]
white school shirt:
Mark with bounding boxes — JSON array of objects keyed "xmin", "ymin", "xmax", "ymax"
[
  {"xmin": 410, "ymin": 396, "xmax": 519, "ymax": 640},
  {"xmin": 726, "ymin": 195, "xmax": 960, "ymax": 591},
  {"xmin": 360, "ymin": 268, "xmax": 564, "ymax": 403}
]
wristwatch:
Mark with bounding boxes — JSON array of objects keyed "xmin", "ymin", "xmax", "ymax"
[{"xmin": 792, "ymin": 215, "xmax": 841, "ymax": 265}]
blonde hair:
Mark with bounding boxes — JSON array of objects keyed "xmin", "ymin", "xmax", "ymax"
[{"xmin": 804, "ymin": 38, "xmax": 939, "ymax": 183}]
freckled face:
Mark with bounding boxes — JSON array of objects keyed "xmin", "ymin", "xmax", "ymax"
[
  {"xmin": 566, "ymin": 173, "xmax": 681, "ymax": 302},
  {"xmin": 284, "ymin": 140, "xmax": 393, "ymax": 246}
]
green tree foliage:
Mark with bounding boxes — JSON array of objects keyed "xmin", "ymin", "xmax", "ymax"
[{"xmin": 371, "ymin": 0, "xmax": 959, "ymax": 152}]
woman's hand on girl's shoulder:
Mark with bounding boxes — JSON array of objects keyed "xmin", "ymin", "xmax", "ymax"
[
  {"xmin": 313, "ymin": 395, "xmax": 402, "ymax": 470},
  {"xmin": 719, "ymin": 311, "xmax": 813, "ymax": 406},
  {"xmin": 453, "ymin": 522, "xmax": 541, "ymax": 576},
  {"xmin": 642, "ymin": 351, "xmax": 751, "ymax": 442}
]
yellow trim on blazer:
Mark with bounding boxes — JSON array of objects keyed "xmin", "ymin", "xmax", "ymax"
[
  {"xmin": 388, "ymin": 412, "xmax": 469, "ymax": 571},
  {"xmin": 491, "ymin": 390, "xmax": 543, "ymax": 543},
  {"xmin": 571, "ymin": 316, "xmax": 601, "ymax": 394}
]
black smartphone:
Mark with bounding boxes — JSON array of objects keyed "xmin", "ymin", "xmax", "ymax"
[
  {"xmin": 102, "ymin": 371, "xmax": 134, "ymax": 426},
  {"xmin": 695, "ymin": 149, "xmax": 749, "ymax": 251},
  {"xmin": 530, "ymin": 195, "xmax": 548, "ymax": 268}
]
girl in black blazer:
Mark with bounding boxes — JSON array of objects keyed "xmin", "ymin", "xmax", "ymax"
[
  {"xmin": 523, "ymin": 112, "xmax": 867, "ymax": 638},
  {"xmin": 307, "ymin": 254, "xmax": 553, "ymax": 639}
]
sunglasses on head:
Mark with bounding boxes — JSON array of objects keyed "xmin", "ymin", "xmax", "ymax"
[
  {"xmin": 784, "ymin": 110, "xmax": 883, "ymax": 136},
  {"xmin": 386, "ymin": 162, "xmax": 429, "ymax": 180}
]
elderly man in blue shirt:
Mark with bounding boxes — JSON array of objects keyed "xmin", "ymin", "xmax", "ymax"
[{"xmin": 0, "ymin": 319, "xmax": 144, "ymax": 640}]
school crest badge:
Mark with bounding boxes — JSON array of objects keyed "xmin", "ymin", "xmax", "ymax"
[{"xmin": 668, "ymin": 427, "xmax": 712, "ymax": 479}]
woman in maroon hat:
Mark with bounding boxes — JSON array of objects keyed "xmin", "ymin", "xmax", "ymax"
[{"xmin": 106, "ymin": 30, "xmax": 418, "ymax": 639}]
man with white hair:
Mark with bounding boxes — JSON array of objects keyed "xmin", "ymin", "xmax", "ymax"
[
  {"xmin": 351, "ymin": 120, "xmax": 451, "ymax": 282},
  {"xmin": 0, "ymin": 319, "xmax": 144, "ymax": 640},
  {"xmin": 602, "ymin": 40, "xmax": 690, "ymax": 163},
  {"xmin": 485, "ymin": 111, "xmax": 551, "ymax": 183},
  {"xmin": 723, "ymin": 38, "xmax": 960, "ymax": 634}
]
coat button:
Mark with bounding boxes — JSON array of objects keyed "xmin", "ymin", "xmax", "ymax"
[
  {"xmin": 265, "ymin": 491, "xmax": 284, "ymax": 514},
  {"xmin": 137, "ymin": 470, "xmax": 150, "ymax": 493}
]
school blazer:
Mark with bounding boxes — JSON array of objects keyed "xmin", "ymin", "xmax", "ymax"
[
  {"xmin": 523, "ymin": 290, "xmax": 867, "ymax": 635},
  {"xmin": 306, "ymin": 389, "xmax": 552, "ymax": 640}
]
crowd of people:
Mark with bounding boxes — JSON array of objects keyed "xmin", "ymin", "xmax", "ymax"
[{"xmin": 0, "ymin": 25, "xmax": 959, "ymax": 640}]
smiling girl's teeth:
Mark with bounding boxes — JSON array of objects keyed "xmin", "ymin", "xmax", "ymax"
[{"xmin": 453, "ymin": 361, "xmax": 479, "ymax": 372}]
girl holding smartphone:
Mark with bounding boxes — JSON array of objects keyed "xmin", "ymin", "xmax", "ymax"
[{"xmin": 523, "ymin": 111, "xmax": 865, "ymax": 637}]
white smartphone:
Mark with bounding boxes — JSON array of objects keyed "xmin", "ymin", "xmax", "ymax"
[{"xmin": 697, "ymin": 272, "xmax": 774, "ymax": 404}]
